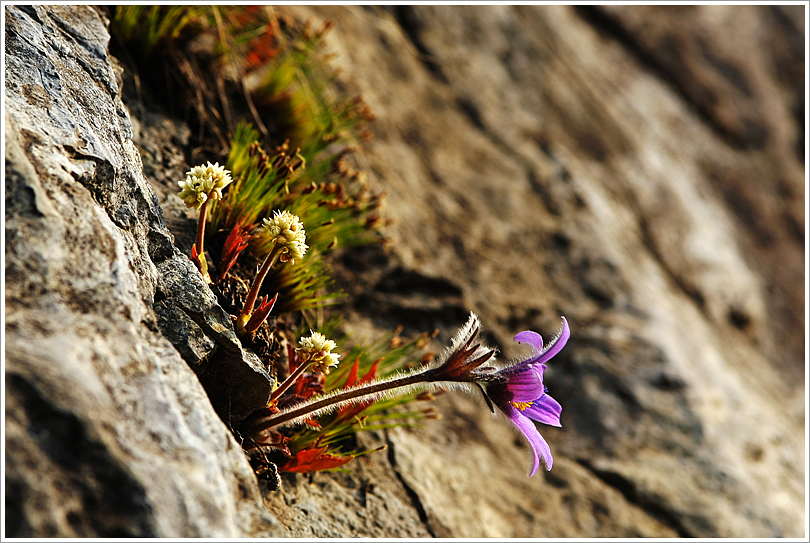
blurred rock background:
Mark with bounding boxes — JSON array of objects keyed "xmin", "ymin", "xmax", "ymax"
[{"xmin": 5, "ymin": 4, "xmax": 805, "ymax": 538}]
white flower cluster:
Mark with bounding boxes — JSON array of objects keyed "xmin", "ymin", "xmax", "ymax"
[
  {"xmin": 297, "ymin": 330, "xmax": 340, "ymax": 374},
  {"xmin": 263, "ymin": 210, "xmax": 308, "ymax": 264},
  {"xmin": 178, "ymin": 162, "xmax": 233, "ymax": 210}
]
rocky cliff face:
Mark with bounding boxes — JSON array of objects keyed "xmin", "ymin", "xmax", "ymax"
[
  {"xmin": 4, "ymin": 4, "xmax": 805, "ymax": 538},
  {"xmin": 4, "ymin": 5, "xmax": 279, "ymax": 537}
]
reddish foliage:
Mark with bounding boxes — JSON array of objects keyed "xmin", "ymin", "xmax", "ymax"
[
  {"xmin": 336, "ymin": 358, "xmax": 380, "ymax": 421},
  {"xmin": 284, "ymin": 343, "xmax": 326, "ymax": 400},
  {"xmin": 273, "ymin": 343, "xmax": 326, "ymax": 411},
  {"xmin": 286, "ymin": 342, "xmax": 299, "ymax": 373},
  {"xmin": 245, "ymin": 292, "xmax": 278, "ymax": 334},
  {"xmin": 303, "ymin": 418, "xmax": 322, "ymax": 429},
  {"xmin": 233, "ymin": 5, "xmax": 261, "ymax": 26},
  {"xmin": 279, "ymin": 446, "xmax": 353, "ymax": 473},
  {"xmin": 218, "ymin": 223, "xmax": 252, "ymax": 281},
  {"xmin": 190, "ymin": 243, "xmax": 202, "ymax": 273},
  {"xmin": 245, "ymin": 23, "xmax": 279, "ymax": 70},
  {"xmin": 342, "ymin": 356, "xmax": 363, "ymax": 388},
  {"xmin": 294, "ymin": 372, "xmax": 325, "ymax": 400}
]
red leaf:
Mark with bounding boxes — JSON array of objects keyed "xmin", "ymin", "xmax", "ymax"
[
  {"xmin": 280, "ymin": 447, "xmax": 353, "ymax": 473},
  {"xmin": 287, "ymin": 343, "xmax": 298, "ymax": 374},
  {"xmin": 244, "ymin": 24, "xmax": 279, "ymax": 70},
  {"xmin": 245, "ymin": 292, "xmax": 278, "ymax": 334},
  {"xmin": 342, "ymin": 357, "xmax": 379, "ymax": 390},
  {"xmin": 189, "ymin": 243, "xmax": 203, "ymax": 273},
  {"xmin": 342, "ymin": 357, "xmax": 361, "ymax": 389},
  {"xmin": 337, "ymin": 359, "xmax": 381, "ymax": 420},
  {"xmin": 359, "ymin": 359, "xmax": 380, "ymax": 384},
  {"xmin": 304, "ymin": 417, "xmax": 321, "ymax": 429},
  {"xmin": 218, "ymin": 223, "xmax": 252, "ymax": 281},
  {"xmin": 294, "ymin": 372, "xmax": 325, "ymax": 400}
]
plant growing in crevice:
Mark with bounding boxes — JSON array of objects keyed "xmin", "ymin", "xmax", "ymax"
[
  {"xmin": 235, "ymin": 210, "xmax": 307, "ymax": 337},
  {"xmin": 178, "ymin": 162, "xmax": 233, "ymax": 282},
  {"xmin": 124, "ymin": 5, "xmax": 427, "ymax": 480},
  {"xmin": 210, "ymin": 123, "xmax": 383, "ymax": 316},
  {"xmin": 114, "ymin": 5, "xmax": 568, "ymax": 486},
  {"xmin": 269, "ymin": 330, "xmax": 341, "ymax": 404},
  {"xmin": 110, "ymin": 5, "xmax": 206, "ymax": 57}
]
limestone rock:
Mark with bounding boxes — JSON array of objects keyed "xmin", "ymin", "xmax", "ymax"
[
  {"xmin": 275, "ymin": 5, "xmax": 805, "ymax": 537},
  {"xmin": 4, "ymin": 5, "xmax": 279, "ymax": 537}
]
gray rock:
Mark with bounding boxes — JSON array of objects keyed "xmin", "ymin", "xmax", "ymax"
[
  {"xmin": 279, "ymin": 4, "xmax": 805, "ymax": 537},
  {"xmin": 4, "ymin": 5, "xmax": 279, "ymax": 537},
  {"xmin": 153, "ymin": 252, "xmax": 274, "ymax": 426}
]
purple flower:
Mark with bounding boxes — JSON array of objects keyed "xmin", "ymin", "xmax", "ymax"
[{"xmin": 485, "ymin": 318, "xmax": 568, "ymax": 476}]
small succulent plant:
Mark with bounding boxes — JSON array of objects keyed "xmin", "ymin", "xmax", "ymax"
[
  {"xmin": 113, "ymin": 5, "xmax": 567, "ymax": 486},
  {"xmin": 179, "ymin": 162, "xmax": 233, "ymax": 283}
]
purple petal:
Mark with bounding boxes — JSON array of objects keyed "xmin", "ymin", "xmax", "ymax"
[
  {"xmin": 500, "ymin": 365, "xmax": 544, "ymax": 402},
  {"xmin": 533, "ymin": 363, "xmax": 547, "ymax": 381},
  {"xmin": 524, "ymin": 394, "xmax": 562, "ymax": 427},
  {"xmin": 533, "ymin": 317, "xmax": 570, "ymax": 366},
  {"xmin": 497, "ymin": 401, "xmax": 553, "ymax": 474},
  {"xmin": 509, "ymin": 318, "xmax": 570, "ymax": 372},
  {"xmin": 513, "ymin": 330, "xmax": 543, "ymax": 354},
  {"xmin": 500, "ymin": 359, "xmax": 547, "ymax": 384}
]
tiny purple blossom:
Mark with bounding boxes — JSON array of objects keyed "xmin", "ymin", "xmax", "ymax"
[{"xmin": 485, "ymin": 317, "xmax": 568, "ymax": 476}]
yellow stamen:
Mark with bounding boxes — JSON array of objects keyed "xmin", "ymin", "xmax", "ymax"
[{"xmin": 511, "ymin": 401, "xmax": 533, "ymax": 411}]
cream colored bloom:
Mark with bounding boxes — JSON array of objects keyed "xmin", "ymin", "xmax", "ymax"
[
  {"xmin": 312, "ymin": 352, "xmax": 341, "ymax": 375},
  {"xmin": 178, "ymin": 162, "xmax": 233, "ymax": 210},
  {"xmin": 298, "ymin": 330, "xmax": 337, "ymax": 357},
  {"xmin": 297, "ymin": 330, "xmax": 340, "ymax": 374},
  {"xmin": 263, "ymin": 210, "xmax": 308, "ymax": 264}
]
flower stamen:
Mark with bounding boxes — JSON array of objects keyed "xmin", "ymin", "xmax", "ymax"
[{"xmin": 510, "ymin": 401, "xmax": 533, "ymax": 411}]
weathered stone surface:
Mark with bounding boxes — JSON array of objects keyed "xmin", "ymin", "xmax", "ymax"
[
  {"xmin": 4, "ymin": 5, "xmax": 279, "ymax": 537},
  {"xmin": 153, "ymin": 252, "xmax": 274, "ymax": 426},
  {"xmin": 272, "ymin": 5, "xmax": 805, "ymax": 537},
  {"xmin": 5, "ymin": 3, "xmax": 805, "ymax": 539},
  {"xmin": 259, "ymin": 430, "xmax": 432, "ymax": 538}
]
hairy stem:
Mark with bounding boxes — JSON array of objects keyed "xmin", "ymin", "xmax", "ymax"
[{"xmin": 249, "ymin": 369, "xmax": 442, "ymax": 436}]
